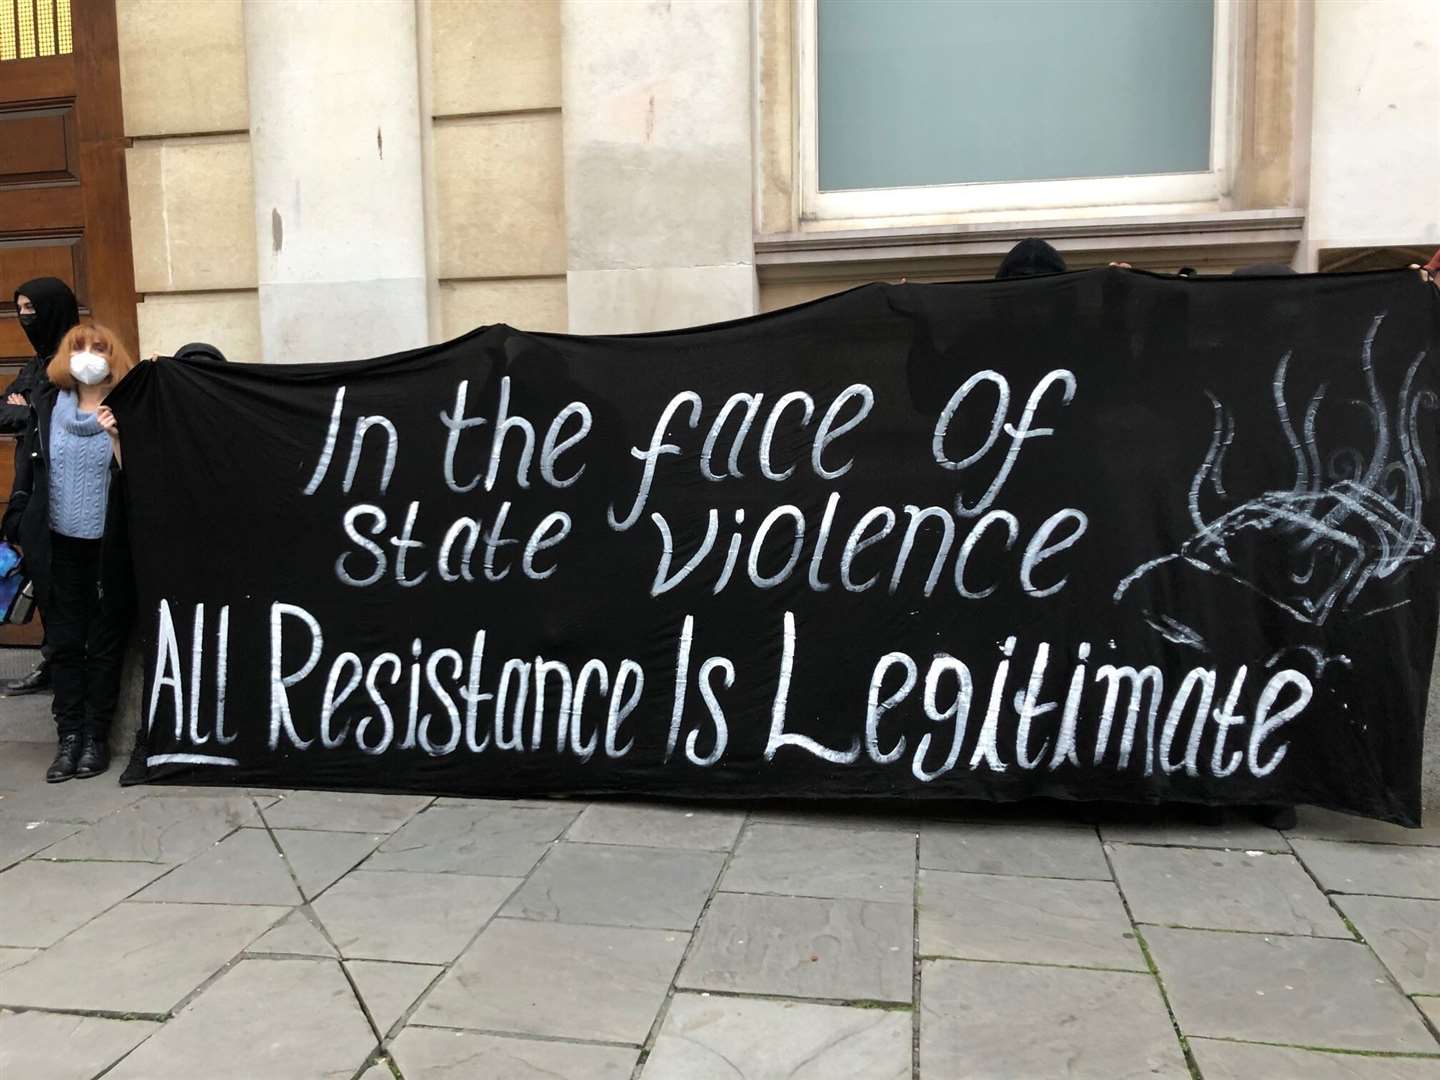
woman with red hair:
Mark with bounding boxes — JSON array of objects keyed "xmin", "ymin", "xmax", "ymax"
[{"xmin": 3, "ymin": 323, "xmax": 138, "ymax": 781}]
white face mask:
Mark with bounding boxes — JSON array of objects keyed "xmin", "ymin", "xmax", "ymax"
[{"xmin": 69, "ymin": 351, "xmax": 110, "ymax": 386}]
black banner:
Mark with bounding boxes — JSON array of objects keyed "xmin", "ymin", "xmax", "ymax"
[{"xmin": 112, "ymin": 271, "xmax": 1440, "ymax": 823}]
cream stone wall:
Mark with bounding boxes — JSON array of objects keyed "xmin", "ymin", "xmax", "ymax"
[
  {"xmin": 439, "ymin": 279, "xmax": 568, "ymax": 339},
  {"xmin": 431, "ymin": 0, "xmax": 560, "ymax": 117},
  {"xmin": 433, "ymin": 115, "xmax": 566, "ymax": 280},
  {"xmin": 1305, "ymin": 0, "xmax": 1440, "ymax": 260},
  {"xmin": 118, "ymin": 0, "xmax": 259, "ymax": 361},
  {"xmin": 135, "ymin": 291, "xmax": 263, "ymax": 364},
  {"xmin": 125, "ymin": 136, "xmax": 257, "ymax": 294},
  {"xmin": 429, "ymin": 0, "xmax": 568, "ymax": 335},
  {"xmin": 116, "ymin": 0, "xmax": 249, "ymax": 137},
  {"xmin": 561, "ymin": 0, "xmax": 756, "ymax": 333}
]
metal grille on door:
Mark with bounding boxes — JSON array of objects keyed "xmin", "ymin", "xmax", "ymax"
[{"xmin": 0, "ymin": 0, "xmax": 73, "ymax": 62}]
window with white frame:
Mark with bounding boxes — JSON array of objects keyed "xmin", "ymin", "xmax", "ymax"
[{"xmin": 800, "ymin": 0, "xmax": 1234, "ymax": 222}]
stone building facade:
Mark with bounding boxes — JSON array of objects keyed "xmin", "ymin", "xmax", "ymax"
[{"xmin": 114, "ymin": 0, "xmax": 1439, "ymax": 362}]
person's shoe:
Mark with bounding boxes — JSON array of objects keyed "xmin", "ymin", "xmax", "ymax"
[
  {"xmin": 46, "ymin": 733, "xmax": 82, "ymax": 783},
  {"xmin": 1251, "ymin": 804, "xmax": 1298, "ymax": 830},
  {"xmin": 74, "ymin": 734, "xmax": 111, "ymax": 780},
  {"xmin": 6, "ymin": 660, "xmax": 51, "ymax": 696}
]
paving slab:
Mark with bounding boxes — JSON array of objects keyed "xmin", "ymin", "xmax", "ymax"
[
  {"xmin": 720, "ymin": 822, "xmax": 914, "ymax": 902},
  {"xmin": 133, "ymin": 827, "xmax": 301, "ymax": 906},
  {"xmin": 0, "ymin": 739, "xmax": 52, "ymax": 787},
  {"xmin": 1289, "ymin": 807, "xmax": 1440, "ymax": 847},
  {"xmin": 137, "ymin": 785, "xmax": 280, "ymax": 805},
  {"xmin": 0, "ymin": 1009, "xmax": 160, "ymax": 1080},
  {"xmin": 0, "ymin": 947, "xmax": 37, "ymax": 975},
  {"xmin": 747, "ymin": 807, "xmax": 922, "ymax": 834},
  {"xmin": 0, "ymin": 815, "xmax": 79, "ymax": 869},
  {"xmin": 105, "ymin": 957, "xmax": 375, "ymax": 1080},
  {"xmin": 1340, "ymin": 896, "xmax": 1440, "ymax": 994},
  {"xmin": 40, "ymin": 793, "xmax": 258, "ymax": 862},
  {"xmin": 920, "ymin": 959, "xmax": 1188, "ymax": 1079},
  {"xmin": 431, "ymin": 794, "xmax": 583, "ymax": 808},
  {"xmin": 0, "ymin": 901, "xmax": 287, "ymax": 1014},
  {"xmin": 1189, "ymin": 1037, "xmax": 1440, "ymax": 1079},
  {"xmin": 272, "ymin": 826, "xmax": 381, "ymax": 898},
  {"xmin": 502, "ymin": 842, "xmax": 723, "ymax": 930},
  {"xmin": 1417, "ymin": 997, "xmax": 1440, "ymax": 1030},
  {"xmin": 246, "ymin": 909, "xmax": 337, "ymax": 958},
  {"xmin": 678, "ymin": 892, "xmax": 912, "ymax": 1003},
  {"xmin": 920, "ymin": 821, "xmax": 1110, "ymax": 879},
  {"xmin": 919, "ymin": 868, "xmax": 1144, "ymax": 970},
  {"xmin": 1110, "ymin": 845, "xmax": 1347, "ymax": 936},
  {"xmin": 642, "ymin": 992, "xmax": 911, "ymax": 1080},
  {"xmin": 0, "ymin": 700, "xmax": 54, "ymax": 742},
  {"xmin": 1100, "ymin": 815, "xmax": 1289, "ymax": 851},
  {"xmin": 0, "ymin": 776, "xmax": 145, "ymax": 824},
  {"xmin": 311, "ymin": 869, "xmax": 519, "ymax": 962},
  {"xmin": 1293, "ymin": 839, "xmax": 1440, "ymax": 899},
  {"xmin": 390, "ymin": 1026, "xmax": 638, "ymax": 1079},
  {"xmin": 261, "ymin": 790, "xmax": 432, "ymax": 833},
  {"xmin": 364, "ymin": 803, "xmax": 579, "ymax": 877},
  {"xmin": 416, "ymin": 918, "xmax": 688, "ymax": 1044},
  {"xmin": 1143, "ymin": 926, "xmax": 1438, "ymax": 1052},
  {"xmin": 568, "ymin": 801, "xmax": 745, "ymax": 850},
  {"xmin": 0, "ymin": 857, "xmax": 169, "ymax": 946},
  {"xmin": 345, "ymin": 958, "xmax": 443, "ymax": 1035},
  {"xmin": 0, "ymin": 739, "xmax": 56, "ymax": 787}
]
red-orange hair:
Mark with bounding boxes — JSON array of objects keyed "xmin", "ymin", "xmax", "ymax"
[{"xmin": 46, "ymin": 323, "xmax": 136, "ymax": 391}]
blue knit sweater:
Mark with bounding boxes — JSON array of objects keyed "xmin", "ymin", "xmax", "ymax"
[{"xmin": 48, "ymin": 390, "xmax": 112, "ymax": 540}]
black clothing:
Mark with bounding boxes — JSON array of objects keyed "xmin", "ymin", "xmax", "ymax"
[
  {"xmin": 14, "ymin": 277, "xmax": 80, "ymax": 359},
  {"xmin": 75, "ymin": 732, "xmax": 111, "ymax": 777},
  {"xmin": 1, "ymin": 278, "xmax": 80, "ymax": 435},
  {"xmin": 996, "ymin": 238, "xmax": 1067, "ymax": 280},
  {"xmin": 48, "ymin": 533, "xmax": 129, "ymax": 739},
  {"xmin": 47, "ymin": 732, "xmax": 81, "ymax": 782},
  {"xmin": 174, "ymin": 342, "xmax": 228, "ymax": 363},
  {"xmin": 0, "ymin": 356, "xmax": 47, "ymax": 437}
]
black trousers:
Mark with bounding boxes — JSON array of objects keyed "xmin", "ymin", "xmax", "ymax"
[{"xmin": 48, "ymin": 532, "xmax": 130, "ymax": 738}]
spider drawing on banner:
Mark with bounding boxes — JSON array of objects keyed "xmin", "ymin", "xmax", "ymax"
[{"xmin": 1114, "ymin": 312, "xmax": 1437, "ymax": 670}]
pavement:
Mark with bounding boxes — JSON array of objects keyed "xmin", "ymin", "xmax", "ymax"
[{"xmin": 4, "ymin": 692, "xmax": 1440, "ymax": 1078}]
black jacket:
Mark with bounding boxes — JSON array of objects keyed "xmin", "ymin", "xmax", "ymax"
[
  {"xmin": 2, "ymin": 277, "xmax": 80, "ymax": 435},
  {"xmin": 0, "ymin": 355, "xmax": 49, "ymax": 435},
  {"xmin": 1, "ymin": 382, "xmax": 131, "ymax": 610}
]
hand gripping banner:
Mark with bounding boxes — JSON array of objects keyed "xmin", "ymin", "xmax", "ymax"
[{"xmin": 108, "ymin": 270, "xmax": 1440, "ymax": 823}]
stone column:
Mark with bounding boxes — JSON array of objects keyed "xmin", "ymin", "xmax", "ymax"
[
  {"xmin": 561, "ymin": 0, "xmax": 757, "ymax": 334},
  {"xmin": 1303, "ymin": 0, "xmax": 1440, "ymax": 266},
  {"xmin": 244, "ymin": 0, "xmax": 430, "ymax": 363}
]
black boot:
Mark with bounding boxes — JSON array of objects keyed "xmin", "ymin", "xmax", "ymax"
[
  {"xmin": 46, "ymin": 733, "xmax": 82, "ymax": 783},
  {"xmin": 6, "ymin": 660, "xmax": 51, "ymax": 696},
  {"xmin": 75, "ymin": 733, "xmax": 111, "ymax": 780}
]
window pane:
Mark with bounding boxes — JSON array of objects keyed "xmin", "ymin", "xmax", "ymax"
[{"xmin": 818, "ymin": 0, "xmax": 1214, "ymax": 192}]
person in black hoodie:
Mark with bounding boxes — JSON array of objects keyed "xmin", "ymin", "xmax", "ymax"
[
  {"xmin": 2, "ymin": 278, "xmax": 80, "ymax": 696},
  {"xmin": 2, "ymin": 278, "xmax": 80, "ymax": 434},
  {"xmin": 3, "ymin": 322, "xmax": 136, "ymax": 781}
]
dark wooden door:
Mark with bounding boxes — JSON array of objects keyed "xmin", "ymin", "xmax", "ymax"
[{"xmin": 0, "ymin": 0, "xmax": 136, "ymax": 645}]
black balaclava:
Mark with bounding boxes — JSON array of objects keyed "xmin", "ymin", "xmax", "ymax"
[
  {"xmin": 14, "ymin": 277, "xmax": 80, "ymax": 360},
  {"xmin": 995, "ymin": 238, "xmax": 1067, "ymax": 280},
  {"xmin": 175, "ymin": 342, "xmax": 228, "ymax": 363}
]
